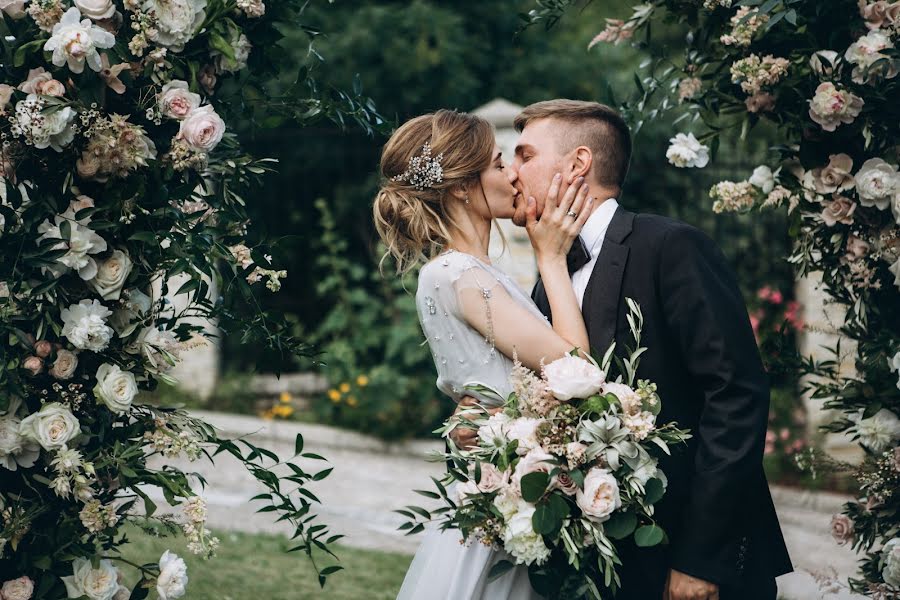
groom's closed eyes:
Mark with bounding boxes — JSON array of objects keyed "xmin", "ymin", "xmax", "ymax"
[{"xmin": 514, "ymin": 143, "xmax": 535, "ymax": 161}]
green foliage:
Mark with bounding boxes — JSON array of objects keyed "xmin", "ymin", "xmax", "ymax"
[{"xmin": 307, "ymin": 199, "xmax": 444, "ymax": 439}]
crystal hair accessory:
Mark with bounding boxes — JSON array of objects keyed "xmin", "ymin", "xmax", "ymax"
[{"xmin": 391, "ymin": 141, "xmax": 444, "ymax": 190}]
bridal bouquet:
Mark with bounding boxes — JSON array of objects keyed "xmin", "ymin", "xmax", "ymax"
[{"xmin": 399, "ymin": 300, "xmax": 691, "ymax": 599}]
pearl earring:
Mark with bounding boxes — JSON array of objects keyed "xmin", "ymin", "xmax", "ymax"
[{"xmin": 465, "ymin": 195, "xmax": 470, "ymax": 205}]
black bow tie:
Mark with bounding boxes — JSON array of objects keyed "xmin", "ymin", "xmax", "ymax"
[{"xmin": 566, "ymin": 236, "xmax": 591, "ymax": 274}]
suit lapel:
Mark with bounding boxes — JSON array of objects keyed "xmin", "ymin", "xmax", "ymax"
[{"xmin": 582, "ymin": 207, "xmax": 634, "ymax": 357}]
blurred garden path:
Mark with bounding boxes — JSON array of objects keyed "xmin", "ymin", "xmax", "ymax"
[{"xmin": 149, "ymin": 411, "xmax": 863, "ymax": 598}]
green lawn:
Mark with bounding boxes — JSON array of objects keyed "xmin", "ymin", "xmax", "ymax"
[{"xmin": 123, "ymin": 528, "xmax": 412, "ymax": 600}]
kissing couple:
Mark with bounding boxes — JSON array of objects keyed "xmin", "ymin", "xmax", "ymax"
[{"xmin": 373, "ymin": 100, "xmax": 793, "ymax": 600}]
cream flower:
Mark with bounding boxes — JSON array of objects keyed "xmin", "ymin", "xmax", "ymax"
[
  {"xmin": 855, "ymin": 158, "xmax": 898, "ymax": 210},
  {"xmin": 109, "ymin": 288, "xmax": 152, "ymax": 338},
  {"xmin": 883, "ymin": 537, "xmax": 900, "ymax": 587},
  {"xmin": 158, "ymin": 80, "xmax": 201, "ymax": 120},
  {"xmin": 214, "ymin": 32, "xmax": 252, "ymax": 74},
  {"xmin": 809, "ymin": 50, "xmax": 841, "ymax": 77},
  {"xmin": 0, "ymin": 416, "xmax": 40, "ymax": 470},
  {"xmin": 575, "ymin": 467, "xmax": 622, "ymax": 523},
  {"xmin": 74, "ymin": 0, "xmax": 115, "ymax": 20},
  {"xmin": 176, "ymin": 105, "xmax": 225, "ymax": 152},
  {"xmin": 143, "ymin": 0, "xmax": 207, "ymax": 51},
  {"xmin": 0, "ymin": 0, "xmax": 26, "ymax": 18},
  {"xmin": 890, "ymin": 351, "xmax": 900, "ymax": 391},
  {"xmin": 62, "ymin": 558, "xmax": 120, "ymax": 600},
  {"xmin": 157, "ymin": 551, "xmax": 188, "ymax": 600},
  {"xmin": 506, "ymin": 417, "xmax": 544, "ymax": 456},
  {"xmin": 89, "ymin": 250, "xmax": 133, "ymax": 301},
  {"xmin": 891, "ymin": 256, "xmax": 900, "ymax": 290},
  {"xmin": 853, "ymin": 408, "xmax": 900, "ymax": 453},
  {"xmin": 36, "ymin": 215, "xmax": 107, "ymax": 280},
  {"xmin": 808, "ymin": 83, "xmax": 864, "ymax": 131},
  {"xmin": 666, "ymin": 133, "xmax": 709, "ymax": 168},
  {"xmin": 12, "ymin": 95, "xmax": 76, "ymax": 151},
  {"xmin": 477, "ymin": 411, "xmax": 511, "ymax": 448},
  {"xmin": 543, "ymin": 355, "xmax": 605, "ymax": 400},
  {"xmin": 43, "ymin": 7, "xmax": 115, "ymax": 74},
  {"xmin": 1, "ymin": 576, "xmax": 35, "ymax": 600},
  {"xmin": 511, "ymin": 447, "xmax": 558, "ymax": 493},
  {"xmin": 502, "ymin": 501, "xmax": 551, "ymax": 565},
  {"xmin": 19, "ymin": 402, "xmax": 80, "ymax": 451},
  {"xmin": 821, "ymin": 196, "xmax": 857, "ymax": 227},
  {"xmin": 60, "ymin": 298, "xmax": 114, "ymax": 352},
  {"xmin": 94, "ymin": 363, "xmax": 138, "ymax": 415},
  {"xmin": 844, "ymin": 30, "xmax": 898, "ymax": 84}
]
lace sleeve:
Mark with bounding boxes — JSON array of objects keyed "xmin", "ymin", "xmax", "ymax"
[{"xmin": 451, "ymin": 263, "xmax": 503, "ymax": 351}]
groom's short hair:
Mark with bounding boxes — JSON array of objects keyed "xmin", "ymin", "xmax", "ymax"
[{"xmin": 514, "ymin": 99, "xmax": 632, "ymax": 188}]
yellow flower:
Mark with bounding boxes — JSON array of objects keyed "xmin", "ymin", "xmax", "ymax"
[
  {"xmin": 279, "ymin": 391, "xmax": 292, "ymax": 404},
  {"xmin": 274, "ymin": 405, "xmax": 294, "ymax": 418},
  {"xmin": 260, "ymin": 408, "xmax": 274, "ymax": 420},
  {"xmin": 346, "ymin": 395, "xmax": 358, "ymax": 407},
  {"xmin": 339, "ymin": 382, "xmax": 351, "ymax": 393},
  {"xmin": 328, "ymin": 389, "xmax": 341, "ymax": 402},
  {"xmin": 356, "ymin": 375, "xmax": 369, "ymax": 387}
]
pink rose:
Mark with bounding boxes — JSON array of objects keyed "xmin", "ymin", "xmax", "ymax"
[
  {"xmin": 475, "ymin": 463, "xmax": 509, "ymax": 493},
  {"xmin": 858, "ymin": 0, "xmax": 900, "ymax": 30},
  {"xmin": 845, "ymin": 235, "xmax": 870, "ymax": 261},
  {"xmin": 811, "ymin": 154, "xmax": 855, "ymax": 194},
  {"xmin": 830, "ymin": 514, "xmax": 854, "ymax": 545},
  {"xmin": 158, "ymin": 80, "xmax": 201, "ymax": 120},
  {"xmin": 512, "ymin": 448, "xmax": 558, "ymax": 493},
  {"xmin": 554, "ymin": 471, "xmax": 579, "ymax": 496},
  {"xmin": 23, "ymin": 356, "xmax": 44, "ymax": 376},
  {"xmin": 33, "ymin": 340, "xmax": 53, "ymax": 358},
  {"xmin": 1, "ymin": 576, "xmax": 35, "ymax": 600},
  {"xmin": 745, "ymin": 91, "xmax": 776, "ymax": 113},
  {"xmin": 821, "ymin": 196, "xmax": 857, "ymax": 226},
  {"xmin": 177, "ymin": 105, "xmax": 226, "ymax": 152},
  {"xmin": 18, "ymin": 68, "xmax": 64, "ymax": 96}
]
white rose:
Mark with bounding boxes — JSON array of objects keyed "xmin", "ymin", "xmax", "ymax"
[
  {"xmin": 60, "ymin": 298, "xmax": 114, "ymax": 351},
  {"xmin": 109, "ymin": 288, "xmax": 152, "ymax": 338},
  {"xmin": 62, "ymin": 558, "xmax": 120, "ymax": 600},
  {"xmin": 853, "ymin": 408, "xmax": 900, "ymax": 453},
  {"xmin": 143, "ymin": 0, "xmax": 207, "ymax": 50},
  {"xmin": 74, "ymin": 0, "xmax": 115, "ymax": 20},
  {"xmin": 630, "ymin": 453, "xmax": 661, "ymax": 487},
  {"xmin": 502, "ymin": 501, "xmax": 551, "ymax": 565},
  {"xmin": 889, "ymin": 351, "xmax": 900, "ymax": 391},
  {"xmin": 176, "ymin": 105, "xmax": 225, "ymax": 152},
  {"xmin": 506, "ymin": 417, "xmax": 544, "ymax": 456},
  {"xmin": 50, "ymin": 349, "xmax": 79, "ymax": 380},
  {"xmin": 883, "ymin": 537, "xmax": 900, "ymax": 587},
  {"xmin": 157, "ymin": 551, "xmax": 188, "ymax": 600},
  {"xmin": 43, "ymin": 8, "xmax": 116, "ymax": 74},
  {"xmin": 0, "ymin": 416, "xmax": 40, "ymax": 471},
  {"xmin": 543, "ymin": 355, "xmax": 605, "ymax": 401},
  {"xmin": 477, "ymin": 411, "xmax": 511, "ymax": 448},
  {"xmin": 454, "ymin": 480, "xmax": 480, "ymax": 505},
  {"xmin": 125, "ymin": 326, "xmax": 179, "ymax": 371},
  {"xmin": 809, "ymin": 50, "xmax": 840, "ymax": 77},
  {"xmin": 19, "ymin": 402, "xmax": 80, "ymax": 451},
  {"xmin": 575, "ymin": 467, "xmax": 622, "ymax": 523},
  {"xmin": 93, "ymin": 363, "xmax": 138, "ymax": 415},
  {"xmin": 511, "ymin": 447, "xmax": 558, "ymax": 493},
  {"xmin": 666, "ymin": 133, "xmax": 710, "ymax": 169},
  {"xmin": 855, "ymin": 158, "xmax": 898, "ymax": 210},
  {"xmin": 89, "ymin": 250, "xmax": 133, "ymax": 301},
  {"xmin": 1, "ymin": 576, "xmax": 35, "ymax": 600},
  {"xmin": 493, "ymin": 486, "xmax": 521, "ymax": 520},
  {"xmin": 748, "ymin": 165, "xmax": 775, "ymax": 194},
  {"xmin": 158, "ymin": 80, "xmax": 201, "ymax": 120},
  {"xmin": 0, "ymin": 0, "xmax": 25, "ymax": 19}
]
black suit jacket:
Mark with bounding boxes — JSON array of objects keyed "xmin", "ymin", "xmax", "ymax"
[{"xmin": 532, "ymin": 207, "xmax": 792, "ymax": 596}]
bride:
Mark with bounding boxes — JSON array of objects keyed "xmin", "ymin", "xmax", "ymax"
[{"xmin": 373, "ymin": 109, "xmax": 595, "ymax": 599}]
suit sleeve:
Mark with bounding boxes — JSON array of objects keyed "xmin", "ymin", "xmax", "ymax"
[{"xmin": 658, "ymin": 225, "xmax": 770, "ymax": 586}]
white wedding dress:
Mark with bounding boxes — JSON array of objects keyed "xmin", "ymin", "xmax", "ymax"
[{"xmin": 396, "ymin": 249, "xmax": 550, "ymax": 600}]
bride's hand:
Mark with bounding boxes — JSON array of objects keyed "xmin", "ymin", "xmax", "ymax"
[{"xmin": 525, "ymin": 173, "xmax": 593, "ymax": 264}]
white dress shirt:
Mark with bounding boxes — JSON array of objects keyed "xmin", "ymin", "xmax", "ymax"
[{"xmin": 571, "ymin": 198, "xmax": 619, "ymax": 308}]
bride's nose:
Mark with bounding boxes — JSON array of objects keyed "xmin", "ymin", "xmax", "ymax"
[{"xmin": 506, "ymin": 164, "xmax": 518, "ymax": 185}]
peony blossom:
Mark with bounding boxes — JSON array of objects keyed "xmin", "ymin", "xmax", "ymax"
[
  {"xmin": 60, "ymin": 298, "xmax": 114, "ymax": 351},
  {"xmin": 808, "ymin": 83, "xmax": 864, "ymax": 131},
  {"xmin": 844, "ymin": 30, "xmax": 898, "ymax": 84},
  {"xmin": 144, "ymin": 0, "xmax": 207, "ymax": 51},
  {"xmin": 543, "ymin": 355, "xmax": 605, "ymax": 400},
  {"xmin": 853, "ymin": 408, "xmax": 900, "ymax": 453},
  {"xmin": 157, "ymin": 551, "xmax": 188, "ymax": 600},
  {"xmin": 43, "ymin": 7, "xmax": 115, "ymax": 74},
  {"xmin": 666, "ymin": 133, "xmax": 709, "ymax": 168},
  {"xmin": 505, "ymin": 417, "xmax": 544, "ymax": 456},
  {"xmin": 855, "ymin": 158, "xmax": 898, "ymax": 210},
  {"xmin": 502, "ymin": 501, "xmax": 551, "ymax": 565},
  {"xmin": 12, "ymin": 95, "xmax": 76, "ymax": 151},
  {"xmin": 1, "ymin": 576, "xmax": 35, "ymax": 600}
]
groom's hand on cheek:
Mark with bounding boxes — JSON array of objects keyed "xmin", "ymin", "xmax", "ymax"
[{"xmin": 663, "ymin": 569, "xmax": 719, "ymax": 600}]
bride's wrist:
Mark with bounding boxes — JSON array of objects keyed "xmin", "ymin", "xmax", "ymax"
[{"xmin": 536, "ymin": 254, "xmax": 567, "ymax": 271}]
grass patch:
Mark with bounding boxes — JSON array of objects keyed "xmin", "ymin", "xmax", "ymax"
[{"xmin": 123, "ymin": 527, "xmax": 412, "ymax": 600}]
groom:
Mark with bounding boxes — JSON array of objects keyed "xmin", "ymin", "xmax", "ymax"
[{"xmin": 451, "ymin": 100, "xmax": 792, "ymax": 600}]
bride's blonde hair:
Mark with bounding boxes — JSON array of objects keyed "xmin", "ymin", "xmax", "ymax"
[{"xmin": 373, "ymin": 110, "xmax": 494, "ymax": 275}]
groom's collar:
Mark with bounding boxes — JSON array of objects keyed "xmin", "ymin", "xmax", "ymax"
[
  {"xmin": 581, "ymin": 198, "xmax": 619, "ymax": 254},
  {"xmin": 605, "ymin": 204, "xmax": 634, "ymax": 245}
]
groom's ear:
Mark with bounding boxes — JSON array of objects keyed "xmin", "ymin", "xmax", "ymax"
[{"xmin": 567, "ymin": 146, "xmax": 594, "ymax": 184}]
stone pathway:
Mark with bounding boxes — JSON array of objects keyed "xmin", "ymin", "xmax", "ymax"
[{"xmin": 149, "ymin": 411, "xmax": 865, "ymax": 599}]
